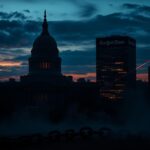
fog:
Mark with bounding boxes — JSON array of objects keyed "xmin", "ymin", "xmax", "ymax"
[{"xmin": 0, "ymin": 83, "xmax": 149, "ymax": 138}]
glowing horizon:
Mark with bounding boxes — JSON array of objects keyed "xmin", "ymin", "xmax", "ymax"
[{"xmin": 0, "ymin": 61, "xmax": 22, "ymax": 67}]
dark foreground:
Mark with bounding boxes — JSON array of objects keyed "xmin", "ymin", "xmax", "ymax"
[
  {"xmin": 1, "ymin": 128, "xmax": 150, "ymax": 150},
  {"xmin": 1, "ymin": 139, "xmax": 150, "ymax": 150}
]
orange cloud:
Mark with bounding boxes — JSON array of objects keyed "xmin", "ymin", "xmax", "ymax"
[
  {"xmin": 136, "ymin": 73, "xmax": 148, "ymax": 82},
  {"xmin": 0, "ymin": 61, "xmax": 22, "ymax": 67},
  {"xmin": 66, "ymin": 72, "xmax": 149, "ymax": 82},
  {"xmin": 65, "ymin": 72, "xmax": 96, "ymax": 82}
]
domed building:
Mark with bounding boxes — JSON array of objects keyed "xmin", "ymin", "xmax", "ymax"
[{"xmin": 21, "ymin": 11, "xmax": 72, "ymax": 84}]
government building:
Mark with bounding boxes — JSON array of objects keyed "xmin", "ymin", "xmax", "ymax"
[
  {"xmin": 21, "ymin": 11, "xmax": 72, "ymax": 84},
  {"xmin": 0, "ymin": 12, "xmax": 98, "ymax": 122}
]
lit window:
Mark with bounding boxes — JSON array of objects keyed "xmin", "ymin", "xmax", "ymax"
[
  {"xmin": 40, "ymin": 62, "xmax": 50, "ymax": 69},
  {"xmin": 114, "ymin": 62, "xmax": 124, "ymax": 65}
]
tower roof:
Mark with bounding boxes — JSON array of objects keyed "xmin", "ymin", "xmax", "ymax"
[
  {"xmin": 42, "ymin": 10, "xmax": 49, "ymax": 35},
  {"xmin": 31, "ymin": 11, "xmax": 59, "ymax": 58}
]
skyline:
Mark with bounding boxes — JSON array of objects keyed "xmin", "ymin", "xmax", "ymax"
[{"xmin": 0, "ymin": 0, "xmax": 150, "ymax": 81}]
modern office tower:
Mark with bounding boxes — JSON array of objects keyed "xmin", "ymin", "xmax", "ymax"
[{"xmin": 96, "ymin": 36, "xmax": 136, "ymax": 101}]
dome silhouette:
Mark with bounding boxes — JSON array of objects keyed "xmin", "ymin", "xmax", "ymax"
[
  {"xmin": 31, "ymin": 34, "xmax": 59, "ymax": 58},
  {"xmin": 21, "ymin": 11, "xmax": 72, "ymax": 84},
  {"xmin": 31, "ymin": 10, "xmax": 58, "ymax": 58}
]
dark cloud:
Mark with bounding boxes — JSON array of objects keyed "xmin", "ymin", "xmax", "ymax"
[
  {"xmin": 23, "ymin": 10, "xmax": 30, "ymax": 13},
  {"xmin": 50, "ymin": 13, "xmax": 150, "ymax": 49},
  {"xmin": 0, "ymin": 11, "xmax": 28, "ymax": 20},
  {"xmin": 0, "ymin": 11, "xmax": 150, "ymax": 48},
  {"xmin": 78, "ymin": 3, "xmax": 98, "ymax": 18},
  {"xmin": 0, "ymin": 20, "xmax": 40, "ymax": 48},
  {"xmin": 123, "ymin": 3, "xmax": 140, "ymax": 9},
  {"xmin": 0, "ymin": 10, "xmax": 150, "ymax": 79},
  {"xmin": 122, "ymin": 3, "xmax": 150, "ymax": 15}
]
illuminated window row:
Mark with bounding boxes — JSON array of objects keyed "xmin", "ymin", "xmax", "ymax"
[
  {"xmin": 40, "ymin": 62, "xmax": 51, "ymax": 69},
  {"xmin": 101, "ymin": 90, "xmax": 124, "ymax": 93},
  {"xmin": 100, "ymin": 69, "xmax": 126, "ymax": 71},
  {"xmin": 114, "ymin": 62, "xmax": 124, "ymax": 65},
  {"xmin": 111, "ymin": 68, "xmax": 124, "ymax": 72},
  {"xmin": 100, "ymin": 93, "xmax": 122, "ymax": 100}
]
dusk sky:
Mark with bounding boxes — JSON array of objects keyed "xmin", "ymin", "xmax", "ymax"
[{"xmin": 0, "ymin": 0, "xmax": 150, "ymax": 81}]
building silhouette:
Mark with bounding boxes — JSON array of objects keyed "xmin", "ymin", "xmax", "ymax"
[
  {"xmin": 149, "ymin": 67, "xmax": 150, "ymax": 86},
  {"xmin": 96, "ymin": 36, "xmax": 136, "ymax": 101},
  {"xmin": 0, "ymin": 12, "xmax": 99, "ymax": 122},
  {"xmin": 21, "ymin": 11, "xmax": 71, "ymax": 84}
]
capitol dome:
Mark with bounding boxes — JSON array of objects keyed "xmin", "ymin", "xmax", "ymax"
[
  {"xmin": 28, "ymin": 11, "xmax": 62, "ymax": 77},
  {"xmin": 20, "ymin": 11, "xmax": 73, "ymax": 84},
  {"xmin": 31, "ymin": 11, "xmax": 59, "ymax": 58}
]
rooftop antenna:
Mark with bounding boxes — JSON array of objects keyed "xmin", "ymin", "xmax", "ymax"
[
  {"xmin": 44, "ymin": 10, "xmax": 46, "ymax": 20},
  {"xmin": 42, "ymin": 10, "xmax": 49, "ymax": 35}
]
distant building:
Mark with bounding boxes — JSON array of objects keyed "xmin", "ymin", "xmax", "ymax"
[
  {"xmin": 149, "ymin": 67, "xmax": 150, "ymax": 85},
  {"xmin": 96, "ymin": 36, "xmax": 136, "ymax": 101},
  {"xmin": 77, "ymin": 78, "xmax": 86, "ymax": 83}
]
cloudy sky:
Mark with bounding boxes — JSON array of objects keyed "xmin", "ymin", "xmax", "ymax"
[{"xmin": 0, "ymin": 0, "xmax": 150, "ymax": 81}]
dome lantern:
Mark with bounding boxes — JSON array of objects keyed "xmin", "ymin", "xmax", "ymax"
[{"xmin": 42, "ymin": 10, "xmax": 49, "ymax": 35}]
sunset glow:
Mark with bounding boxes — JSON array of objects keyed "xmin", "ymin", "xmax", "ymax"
[
  {"xmin": 136, "ymin": 73, "xmax": 148, "ymax": 82},
  {"xmin": 0, "ymin": 61, "xmax": 22, "ymax": 67},
  {"xmin": 65, "ymin": 72, "xmax": 96, "ymax": 82}
]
